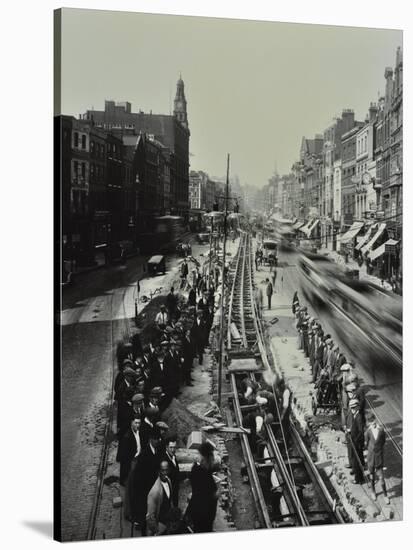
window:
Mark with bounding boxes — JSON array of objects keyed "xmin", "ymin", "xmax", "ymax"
[
  {"xmin": 74, "ymin": 132, "xmax": 79, "ymax": 147},
  {"xmin": 73, "ymin": 161, "xmax": 78, "ymax": 180},
  {"xmin": 81, "ymin": 163, "xmax": 86, "ymax": 179},
  {"xmin": 90, "ymin": 141, "xmax": 95, "ymax": 155},
  {"xmin": 81, "ymin": 134, "xmax": 86, "ymax": 149}
]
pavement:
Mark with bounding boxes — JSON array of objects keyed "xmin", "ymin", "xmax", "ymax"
[{"xmin": 253, "ymin": 242, "xmax": 402, "ymax": 524}]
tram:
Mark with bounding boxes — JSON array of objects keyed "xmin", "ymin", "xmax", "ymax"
[{"xmin": 298, "ymin": 254, "xmax": 402, "ymax": 368}]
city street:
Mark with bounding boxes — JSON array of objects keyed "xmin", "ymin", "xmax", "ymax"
[{"xmin": 53, "ymin": 10, "xmax": 403, "ymax": 542}]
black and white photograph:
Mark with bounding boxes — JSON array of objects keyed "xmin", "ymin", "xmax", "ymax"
[{"xmin": 53, "ymin": 6, "xmax": 403, "ymax": 543}]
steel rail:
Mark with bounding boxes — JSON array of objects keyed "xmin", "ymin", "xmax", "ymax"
[
  {"xmin": 87, "ymin": 280, "xmax": 131, "ymax": 540},
  {"xmin": 244, "ymin": 235, "xmax": 310, "ymax": 525},
  {"xmin": 226, "ymin": 232, "xmax": 272, "ymax": 528},
  {"xmin": 228, "ymin": 232, "xmax": 305, "ymax": 526},
  {"xmin": 230, "ymin": 372, "xmax": 273, "ymax": 528},
  {"xmin": 289, "ymin": 423, "xmax": 346, "ymax": 524},
  {"xmin": 227, "ymin": 234, "xmax": 245, "ymax": 348},
  {"xmin": 234, "ymin": 231, "xmax": 344, "ymax": 526}
]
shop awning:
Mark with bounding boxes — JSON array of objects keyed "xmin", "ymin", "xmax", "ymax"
[
  {"xmin": 355, "ymin": 223, "xmax": 376, "ymax": 251},
  {"xmin": 340, "ymin": 221, "xmax": 364, "ymax": 244},
  {"xmin": 308, "ymin": 218, "xmax": 320, "ymax": 235},
  {"xmin": 298, "ymin": 220, "xmax": 311, "ymax": 234},
  {"xmin": 301, "ymin": 219, "xmax": 320, "ymax": 237},
  {"xmin": 369, "ymin": 239, "xmax": 399, "ymax": 261},
  {"xmin": 360, "ymin": 223, "xmax": 387, "ymax": 255}
]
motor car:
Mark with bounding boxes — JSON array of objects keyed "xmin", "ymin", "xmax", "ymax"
[{"xmin": 147, "ymin": 255, "xmax": 166, "ymax": 276}]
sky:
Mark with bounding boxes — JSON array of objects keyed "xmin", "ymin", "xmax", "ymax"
[{"xmin": 59, "ymin": 8, "xmax": 402, "ymax": 187}]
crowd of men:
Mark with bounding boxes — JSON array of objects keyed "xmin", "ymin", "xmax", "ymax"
[
  {"xmin": 114, "ymin": 263, "xmax": 219, "ymax": 536},
  {"xmin": 292, "ymin": 292, "xmax": 390, "ymax": 504}
]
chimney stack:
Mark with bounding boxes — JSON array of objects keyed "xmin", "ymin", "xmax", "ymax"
[{"xmin": 368, "ymin": 102, "xmax": 378, "ymax": 123}]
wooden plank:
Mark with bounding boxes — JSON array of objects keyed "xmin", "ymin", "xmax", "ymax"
[
  {"xmin": 217, "ymin": 426, "xmax": 251, "ymax": 434},
  {"xmin": 227, "ymin": 357, "xmax": 260, "ymax": 372},
  {"xmin": 201, "ymin": 425, "xmax": 251, "ymax": 435}
]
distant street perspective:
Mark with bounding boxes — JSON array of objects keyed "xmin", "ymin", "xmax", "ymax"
[{"xmin": 56, "ymin": 9, "xmax": 402, "ymax": 543}]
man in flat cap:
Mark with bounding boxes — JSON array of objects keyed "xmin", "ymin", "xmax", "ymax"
[
  {"xmin": 118, "ymin": 415, "xmax": 142, "ymax": 486},
  {"xmin": 365, "ymin": 412, "xmax": 390, "ymax": 504},
  {"xmin": 191, "ymin": 310, "xmax": 207, "ymax": 367},
  {"xmin": 164, "ymin": 339, "xmax": 181, "ymax": 401},
  {"xmin": 345, "ymin": 399, "xmax": 365, "ymax": 484},
  {"xmin": 155, "ymin": 304, "xmax": 169, "ymax": 333},
  {"xmin": 182, "ymin": 328, "xmax": 196, "ymax": 386},
  {"xmin": 161, "ymin": 435, "xmax": 180, "ymax": 507},
  {"xmin": 338, "ymin": 363, "xmax": 353, "ymax": 428},
  {"xmin": 117, "ymin": 387, "xmax": 136, "ymax": 441},
  {"xmin": 130, "ymin": 427, "xmax": 163, "ymax": 534},
  {"xmin": 146, "ymin": 386, "xmax": 164, "ymax": 410},
  {"xmin": 148, "ymin": 346, "xmax": 167, "ymax": 391},
  {"xmin": 140, "ymin": 407, "xmax": 161, "ymax": 447},
  {"xmin": 131, "ymin": 393, "xmax": 145, "ymax": 417}
]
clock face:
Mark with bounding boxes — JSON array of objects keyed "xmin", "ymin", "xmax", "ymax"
[{"xmin": 176, "ymin": 101, "xmax": 183, "ymax": 109}]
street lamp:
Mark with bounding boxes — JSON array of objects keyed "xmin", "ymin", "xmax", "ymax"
[{"xmin": 217, "ymin": 153, "xmax": 230, "ymax": 408}]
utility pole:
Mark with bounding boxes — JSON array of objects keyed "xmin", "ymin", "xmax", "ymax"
[{"xmin": 217, "ymin": 153, "xmax": 230, "ymax": 408}]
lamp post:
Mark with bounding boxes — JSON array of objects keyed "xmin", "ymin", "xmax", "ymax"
[{"xmin": 217, "ymin": 153, "xmax": 230, "ymax": 408}]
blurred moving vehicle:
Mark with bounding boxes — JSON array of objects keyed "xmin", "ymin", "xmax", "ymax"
[
  {"xmin": 262, "ymin": 239, "xmax": 278, "ymax": 266},
  {"xmin": 298, "ymin": 253, "xmax": 402, "ymax": 368},
  {"xmin": 138, "ymin": 216, "xmax": 185, "ymax": 254}
]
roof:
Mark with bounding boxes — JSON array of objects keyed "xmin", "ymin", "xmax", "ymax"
[
  {"xmin": 122, "ymin": 135, "xmax": 139, "ymax": 147},
  {"xmin": 148, "ymin": 255, "xmax": 164, "ymax": 263}
]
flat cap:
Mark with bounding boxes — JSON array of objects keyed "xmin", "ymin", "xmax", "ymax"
[
  {"xmin": 123, "ymin": 367, "xmax": 137, "ymax": 377},
  {"xmin": 156, "ymin": 421, "xmax": 169, "ymax": 430},
  {"xmin": 131, "ymin": 393, "xmax": 145, "ymax": 403},
  {"xmin": 340, "ymin": 363, "xmax": 351, "ymax": 371},
  {"xmin": 256, "ymin": 396, "xmax": 268, "ymax": 406},
  {"xmin": 150, "ymin": 386, "xmax": 163, "ymax": 396}
]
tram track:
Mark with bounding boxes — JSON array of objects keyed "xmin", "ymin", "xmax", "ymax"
[
  {"xmin": 87, "ymin": 275, "xmax": 132, "ymax": 540},
  {"xmin": 226, "ymin": 232, "xmax": 345, "ymax": 528}
]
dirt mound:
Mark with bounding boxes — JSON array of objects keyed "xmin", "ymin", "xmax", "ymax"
[{"xmin": 161, "ymin": 398, "xmax": 204, "ymax": 447}]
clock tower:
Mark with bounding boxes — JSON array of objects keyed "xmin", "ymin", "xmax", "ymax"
[{"xmin": 173, "ymin": 75, "xmax": 188, "ymax": 130}]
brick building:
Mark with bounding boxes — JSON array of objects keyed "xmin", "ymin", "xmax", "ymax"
[{"xmin": 82, "ymin": 77, "xmax": 190, "ymax": 218}]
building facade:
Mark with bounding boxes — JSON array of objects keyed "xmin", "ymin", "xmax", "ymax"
[{"xmin": 82, "ymin": 77, "xmax": 190, "ymax": 218}]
